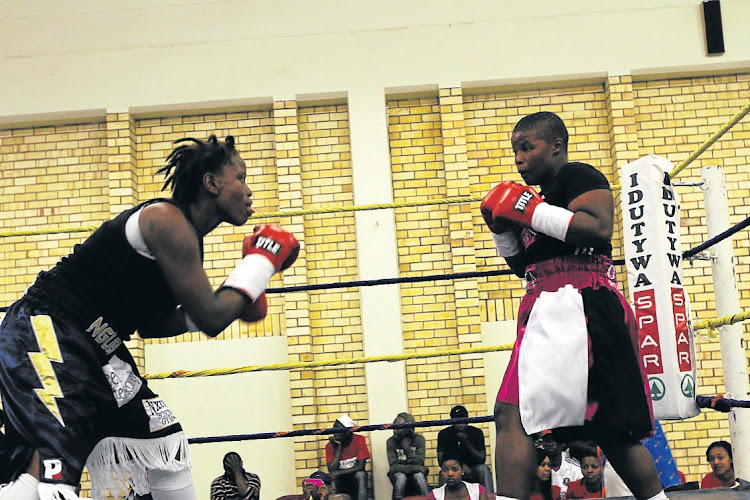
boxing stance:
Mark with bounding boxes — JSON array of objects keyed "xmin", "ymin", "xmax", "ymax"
[
  {"xmin": 481, "ymin": 112, "xmax": 666, "ymax": 500},
  {"xmin": 0, "ymin": 135, "xmax": 299, "ymax": 500}
]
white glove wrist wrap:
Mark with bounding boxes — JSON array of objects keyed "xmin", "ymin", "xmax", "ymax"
[
  {"xmin": 491, "ymin": 231, "xmax": 521, "ymax": 258},
  {"xmin": 222, "ymin": 253, "xmax": 276, "ymax": 301},
  {"xmin": 531, "ymin": 202, "xmax": 574, "ymax": 242}
]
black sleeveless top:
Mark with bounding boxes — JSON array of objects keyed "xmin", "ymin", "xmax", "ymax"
[{"xmin": 25, "ymin": 199, "xmax": 201, "ymax": 340}]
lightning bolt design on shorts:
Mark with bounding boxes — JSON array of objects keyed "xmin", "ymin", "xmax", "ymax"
[{"xmin": 29, "ymin": 315, "xmax": 66, "ymax": 427}]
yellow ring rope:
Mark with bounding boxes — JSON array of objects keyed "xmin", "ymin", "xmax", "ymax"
[
  {"xmin": 694, "ymin": 309, "xmax": 750, "ymax": 339},
  {"xmin": 144, "ymin": 307, "xmax": 750, "ymax": 380},
  {"xmin": 669, "ymin": 100, "xmax": 750, "ymax": 179},
  {"xmin": 0, "ymin": 196, "xmax": 481, "ymax": 238},
  {"xmin": 251, "ymin": 195, "xmax": 480, "ymax": 219},
  {"xmin": 610, "ymin": 100, "xmax": 750, "ymax": 191},
  {"xmin": 144, "ymin": 343, "xmax": 515, "ymax": 380}
]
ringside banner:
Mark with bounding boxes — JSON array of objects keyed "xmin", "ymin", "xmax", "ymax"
[{"xmin": 621, "ymin": 155, "xmax": 699, "ymax": 420}]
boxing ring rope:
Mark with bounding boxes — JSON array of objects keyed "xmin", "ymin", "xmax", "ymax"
[
  {"xmin": 150, "ymin": 214, "xmax": 750, "ymax": 443},
  {"xmin": 187, "ymin": 416, "xmax": 494, "ymax": 445},
  {"xmin": 667, "ymin": 100, "xmax": 750, "ymax": 179},
  {"xmin": 183, "ymin": 398, "xmax": 750, "ymax": 445},
  {"xmin": 144, "ymin": 343, "xmax": 516, "ymax": 380},
  {"xmin": 683, "ymin": 214, "xmax": 750, "ymax": 260}
]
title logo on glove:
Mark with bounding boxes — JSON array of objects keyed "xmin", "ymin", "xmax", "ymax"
[
  {"xmin": 513, "ymin": 191, "xmax": 534, "ymax": 213},
  {"xmin": 254, "ymin": 236, "xmax": 282, "ymax": 256}
]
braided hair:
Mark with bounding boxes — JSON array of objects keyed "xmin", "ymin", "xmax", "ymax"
[{"xmin": 157, "ymin": 134, "xmax": 238, "ymax": 204}]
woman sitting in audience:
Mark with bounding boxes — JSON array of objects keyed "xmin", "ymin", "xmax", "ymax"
[
  {"xmin": 529, "ymin": 448, "xmax": 561, "ymax": 500},
  {"xmin": 427, "ymin": 455, "xmax": 488, "ymax": 500},
  {"xmin": 701, "ymin": 440, "xmax": 750, "ymax": 490},
  {"xmin": 565, "ymin": 448, "xmax": 603, "ymax": 498}
]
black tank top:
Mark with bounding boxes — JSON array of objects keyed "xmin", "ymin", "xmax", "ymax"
[{"xmin": 25, "ymin": 199, "xmax": 201, "ymax": 340}]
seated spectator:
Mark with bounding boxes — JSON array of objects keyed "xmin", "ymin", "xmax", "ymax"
[
  {"xmin": 277, "ymin": 471, "xmax": 331, "ymax": 500},
  {"xmin": 326, "ymin": 414, "xmax": 370, "ymax": 500},
  {"xmin": 387, "ymin": 412, "xmax": 430, "ymax": 500},
  {"xmin": 702, "ymin": 440, "xmax": 750, "ymax": 490},
  {"xmin": 428, "ymin": 454, "xmax": 488, "ymax": 500},
  {"xmin": 437, "ymin": 405, "xmax": 494, "ymax": 493},
  {"xmin": 210, "ymin": 451, "xmax": 261, "ymax": 500},
  {"xmin": 565, "ymin": 449, "xmax": 603, "ymax": 498},
  {"xmin": 541, "ymin": 431, "xmax": 582, "ymax": 498},
  {"xmin": 529, "ymin": 448, "xmax": 561, "ymax": 500}
]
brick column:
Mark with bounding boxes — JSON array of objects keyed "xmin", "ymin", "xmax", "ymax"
[
  {"xmin": 106, "ymin": 111, "xmax": 144, "ymax": 365},
  {"xmin": 604, "ymin": 75, "xmax": 639, "ymax": 269},
  {"xmin": 98, "ymin": 110, "xmax": 139, "ymax": 496},
  {"xmin": 273, "ymin": 100, "xmax": 316, "ymax": 479},
  {"xmin": 438, "ymin": 87, "xmax": 487, "ymax": 414}
]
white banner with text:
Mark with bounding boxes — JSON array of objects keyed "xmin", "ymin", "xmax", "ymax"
[{"xmin": 621, "ymin": 155, "xmax": 699, "ymax": 420}]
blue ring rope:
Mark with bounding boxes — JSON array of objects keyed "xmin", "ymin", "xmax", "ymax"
[{"xmin": 188, "ymin": 397, "xmax": 750, "ymax": 444}]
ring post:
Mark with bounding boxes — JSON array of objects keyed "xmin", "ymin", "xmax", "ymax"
[{"xmin": 702, "ymin": 165, "xmax": 750, "ymax": 478}]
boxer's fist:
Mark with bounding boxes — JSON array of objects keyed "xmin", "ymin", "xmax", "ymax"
[
  {"xmin": 490, "ymin": 181, "xmax": 545, "ymax": 229},
  {"xmin": 480, "ymin": 181, "xmax": 517, "ymax": 233},
  {"xmin": 491, "ymin": 181, "xmax": 574, "ymax": 242},
  {"xmin": 243, "ymin": 224, "xmax": 300, "ymax": 272},
  {"xmin": 239, "ymin": 292, "xmax": 268, "ymax": 323},
  {"xmin": 222, "ymin": 225, "xmax": 299, "ymax": 301}
]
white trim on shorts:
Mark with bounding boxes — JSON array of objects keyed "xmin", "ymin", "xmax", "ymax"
[{"xmin": 518, "ymin": 284, "xmax": 588, "ymax": 434}]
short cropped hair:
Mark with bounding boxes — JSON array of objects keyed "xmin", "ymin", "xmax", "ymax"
[{"xmin": 514, "ymin": 111, "xmax": 569, "ymax": 149}]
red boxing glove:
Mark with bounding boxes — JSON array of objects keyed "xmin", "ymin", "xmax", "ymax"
[
  {"xmin": 222, "ymin": 225, "xmax": 300, "ymax": 301},
  {"xmin": 239, "ymin": 292, "xmax": 268, "ymax": 323},
  {"xmin": 491, "ymin": 181, "xmax": 574, "ymax": 242},
  {"xmin": 243, "ymin": 224, "xmax": 300, "ymax": 272},
  {"xmin": 490, "ymin": 182, "xmax": 544, "ymax": 228},
  {"xmin": 480, "ymin": 181, "xmax": 517, "ymax": 234}
]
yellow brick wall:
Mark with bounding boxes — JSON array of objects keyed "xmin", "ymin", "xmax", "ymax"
[
  {"xmin": 388, "ymin": 96, "xmax": 454, "ymax": 483},
  {"xmin": 0, "ymin": 123, "xmax": 108, "ymax": 301},
  {"xmin": 1, "ymin": 72, "xmax": 749, "ymax": 495},
  {"xmin": 388, "ymin": 92, "xmax": 491, "ymax": 485},
  {"xmin": 296, "ymin": 102, "xmax": 370, "ymax": 484}
]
